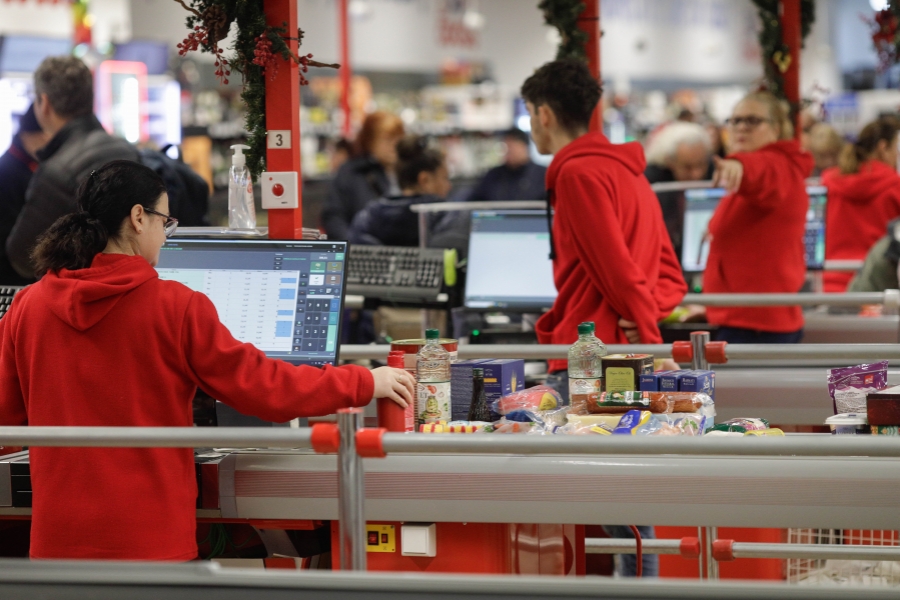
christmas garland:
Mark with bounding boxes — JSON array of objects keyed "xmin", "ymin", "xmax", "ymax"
[
  {"xmin": 172, "ymin": 0, "xmax": 337, "ymax": 178},
  {"xmin": 750, "ymin": 0, "xmax": 815, "ymax": 99},
  {"xmin": 539, "ymin": 0, "xmax": 588, "ymax": 62},
  {"xmin": 864, "ymin": 8, "xmax": 900, "ymax": 72}
]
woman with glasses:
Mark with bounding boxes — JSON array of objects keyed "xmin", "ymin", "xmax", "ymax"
[
  {"xmin": 703, "ymin": 91, "xmax": 815, "ymax": 344},
  {"xmin": 0, "ymin": 160, "xmax": 414, "ymax": 561}
]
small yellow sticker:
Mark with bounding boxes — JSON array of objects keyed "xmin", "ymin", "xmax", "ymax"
[{"xmin": 365, "ymin": 524, "xmax": 396, "ymax": 552}]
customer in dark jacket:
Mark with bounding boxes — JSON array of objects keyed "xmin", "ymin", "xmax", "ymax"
[
  {"xmin": 0, "ymin": 105, "xmax": 48, "ymax": 285},
  {"xmin": 6, "ymin": 56, "xmax": 139, "ymax": 278},
  {"xmin": 321, "ymin": 111, "xmax": 404, "ymax": 240},
  {"xmin": 467, "ymin": 129, "xmax": 546, "ymax": 201},
  {"xmin": 349, "ymin": 136, "xmax": 466, "ymax": 255}
]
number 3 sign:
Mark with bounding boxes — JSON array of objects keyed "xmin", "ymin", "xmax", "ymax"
[{"xmin": 267, "ymin": 130, "xmax": 292, "ymax": 149}]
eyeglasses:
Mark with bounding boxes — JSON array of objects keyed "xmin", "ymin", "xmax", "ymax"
[
  {"xmin": 725, "ymin": 116, "xmax": 772, "ymax": 129},
  {"xmin": 143, "ymin": 207, "xmax": 179, "ymax": 237}
]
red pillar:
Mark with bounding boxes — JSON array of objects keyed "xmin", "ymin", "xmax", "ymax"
[
  {"xmin": 264, "ymin": 0, "xmax": 303, "ymax": 239},
  {"xmin": 339, "ymin": 0, "xmax": 352, "ymax": 137},
  {"xmin": 780, "ymin": 0, "xmax": 801, "ymax": 140},
  {"xmin": 577, "ymin": 0, "xmax": 601, "ymax": 133}
]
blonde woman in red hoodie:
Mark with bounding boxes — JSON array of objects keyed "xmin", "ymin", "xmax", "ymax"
[
  {"xmin": 822, "ymin": 117, "xmax": 900, "ymax": 292},
  {"xmin": 0, "ymin": 160, "xmax": 414, "ymax": 561},
  {"xmin": 705, "ymin": 91, "xmax": 815, "ymax": 344}
]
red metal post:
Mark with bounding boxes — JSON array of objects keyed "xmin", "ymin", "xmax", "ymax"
[
  {"xmin": 264, "ymin": 0, "xmax": 303, "ymax": 239},
  {"xmin": 780, "ymin": 0, "xmax": 801, "ymax": 140},
  {"xmin": 577, "ymin": 0, "xmax": 601, "ymax": 133},
  {"xmin": 339, "ymin": 0, "xmax": 352, "ymax": 137}
]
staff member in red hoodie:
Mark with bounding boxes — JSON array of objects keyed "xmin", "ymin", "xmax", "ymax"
[
  {"xmin": 523, "ymin": 60, "xmax": 686, "ymax": 369},
  {"xmin": 705, "ymin": 91, "xmax": 815, "ymax": 343},
  {"xmin": 822, "ymin": 116, "xmax": 900, "ymax": 292},
  {"xmin": 0, "ymin": 160, "xmax": 414, "ymax": 561},
  {"xmin": 522, "ymin": 60, "xmax": 686, "ymax": 579}
]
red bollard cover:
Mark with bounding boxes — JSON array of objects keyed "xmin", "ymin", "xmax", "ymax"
[
  {"xmin": 356, "ymin": 428, "xmax": 387, "ymax": 458},
  {"xmin": 672, "ymin": 341, "xmax": 694, "ymax": 364},
  {"xmin": 712, "ymin": 539, "xmax": 735, "ymax": 562},
  {"xmin": 679, "ymin": 537, "xmax": 702, "ymax": 559},
  {"xmin": 705, "ymin": 341, "xmax": 729, "ymax": 364},
  {"xmin": 310, "ymin": 423, "xmax": 340, "ymax": 454}
]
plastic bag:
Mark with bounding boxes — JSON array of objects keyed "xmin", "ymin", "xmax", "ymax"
[
  {"xmin": 493, "ymin": 386, "xmax": 561, "ymax": 415},
  {"xmin": 711, "ymin": 418, "xmax": 769, "ymax": 433},
  {"xmin": 828, "ymin": 362, "xmax": 888, "ymax": 414}
]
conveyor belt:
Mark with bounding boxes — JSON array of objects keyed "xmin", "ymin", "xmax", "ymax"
[
  {"xmin": 0, "ymin": 560, "xmax": 895, "ymax": 600},
  {"xmin": 219, "ymin": 450, "xmax": 900, "ymax": 530}
]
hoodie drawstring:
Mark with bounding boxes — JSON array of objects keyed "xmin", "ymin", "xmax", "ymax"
[{"xmin": 546, "ymin": 188, "xmax": 556, "ymax": 260}]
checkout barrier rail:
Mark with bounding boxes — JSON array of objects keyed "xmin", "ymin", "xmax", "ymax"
[
  {"xmin": 342, "ymin": 341, "xmax": 900, "ymax": 365},
  {"xmin": 6, "ymin": 425, "xmax": 900, "ymax": 577}
]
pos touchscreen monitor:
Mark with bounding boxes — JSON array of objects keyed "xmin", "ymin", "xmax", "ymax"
[{"xmin": 155, "ymin": 238, "xmax": 348, "ymax": 366}]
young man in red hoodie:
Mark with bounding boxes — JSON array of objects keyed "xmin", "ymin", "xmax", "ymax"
[
  {"xmin": 523, "ymin": 60, "xmax": 686, "ymax": 381},
  {"xmin": 522, "ymin": 59, "xmax": 686, "ymax": 579}
]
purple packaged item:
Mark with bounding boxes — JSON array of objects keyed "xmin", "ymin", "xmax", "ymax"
[{"xmin": 827, "ymin": 361, "xmax": 888, "ymax": 414}]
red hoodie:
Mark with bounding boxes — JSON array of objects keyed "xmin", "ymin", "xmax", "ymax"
[
  {"xmin": 0, "ymin": 253, "xmax": 373, "ymax": 560},
  {"xmin": 705, "ymin": 140, "xmax": 815, "ymax": 332},
  {"xmin": 822, "ymin": 161, "xmax": 900, "ymax": 292},
  {"xmin": 536, "ymin": 132, "xmax": 687, "ymax": 372}
]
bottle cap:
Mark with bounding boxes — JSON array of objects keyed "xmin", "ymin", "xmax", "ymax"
[
  {"xmin": 387, "ymin": 354, "xmax": 404, "ymax": 368},
  {"xmin": 577, "ymin": 322, "xmax": 593, "ymax": 335},
  {"xmin": 472, "ymin": 368, "xmax": 484, "ymax": 377},
  {"xmin": 230, "ymin": 144, "xmax": 250, "ymax": 169},
  {"xmin": 425, "ymin": 329, "xmax": 439, "ymax": 340}
]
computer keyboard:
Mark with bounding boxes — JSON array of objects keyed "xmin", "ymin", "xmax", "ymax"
[
  {"xmin": 0, "ymin": 287, "xmax": 24, "ymax": 320},
  {"xmin": 347, "ymin": 246, "xmax": 447, "ymax": 303}
]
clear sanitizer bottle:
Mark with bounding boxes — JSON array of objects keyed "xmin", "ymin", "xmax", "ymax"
[{"xmin": 228, "ymin": 144, "xmax": 256, "ymax": 230}]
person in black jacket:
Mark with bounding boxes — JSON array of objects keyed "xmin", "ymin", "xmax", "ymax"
[
  {"xmin": 6, "ymin": 56, "xmax": 139, "ymax": 278},
  {"xmin": 0, "ymin": 105, "xmax": 48, "ymax": 285},
  {"xmin": 643, "ymin": 121, "xmax": 713, "ymax": 262},
  {"xmin": 467, "ymin": 128, "xmax": 546, "ymax": 202},
  {"xmin": 348, "ymin": 136, "xmax": 467, "ymax": 255},
  {"xmin": 321, "ymin": 112, "xmax": 404, "ymax": 240}
]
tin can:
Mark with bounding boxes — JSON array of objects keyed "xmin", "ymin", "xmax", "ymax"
[{"xmin": 377, "ymin": 353, "xmax": 416, "ymax": 432}]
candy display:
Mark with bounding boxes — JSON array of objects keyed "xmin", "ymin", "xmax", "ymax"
[{"xmin": 827, "ymin": 361, "xmax": 888, "ymax": 415}]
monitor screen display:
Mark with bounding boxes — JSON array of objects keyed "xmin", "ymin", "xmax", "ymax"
[
  {"xmin": 0, "ymin": 35, "xmax": 71, "ymax": 75},
  {"xmin": 155, "ymin": 239, "xmax": 347, "ymax": 366},
  {"xmin": 680, "ymin": 186, "xmax": 827, "ymax": 272},
  {"xmin": 465, "ymin": 210, "xmax": 557, "ymax": 310}
]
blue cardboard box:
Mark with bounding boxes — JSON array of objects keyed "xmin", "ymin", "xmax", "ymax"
[
  {"xmin": 450, "ymin": 359, "xmax": 492, "ymax": 421},
  {"xmin": 639, "ymin": 371, "xmax": 670, "ymax": 392},
  {"xmin": 679, "ymin": 370, "xmax": 715, "ymax": 399},
  {"xmin": 660, "ymin": 371, "xmax": 689, "ymax": 393},
  {"xmin": 480, "ymin": 359, "xmax": 526, "ymax": 421}
]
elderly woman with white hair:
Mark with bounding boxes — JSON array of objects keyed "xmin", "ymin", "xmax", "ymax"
[{"xmin": 644, "ymin": 121, "xmax": 715, "ymax": 260}]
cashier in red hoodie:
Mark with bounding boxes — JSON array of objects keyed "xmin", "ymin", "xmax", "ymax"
[
  {"xmin": 704, "ymin": 91, "xmax": 815, "ymax": 343},
  {"xmin": 522, "ymin": 60, "xmax": 687, "ymax": 373},
  {"xmin": 0, "ymin": 160, "xmax": 415, "ymax": 561},
  {"xmin": 822, "ymin": 116, "xmax": 900, "ymax": 292}
]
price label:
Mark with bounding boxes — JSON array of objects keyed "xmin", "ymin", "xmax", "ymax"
[{"xmin": 267, "ymin": 130, "xmax": 292, "ymax": 149}]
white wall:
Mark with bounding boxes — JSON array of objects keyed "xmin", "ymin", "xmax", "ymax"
[{"xmin": 0, "ymin": 0, "xmax": 130, "ymax": 48}]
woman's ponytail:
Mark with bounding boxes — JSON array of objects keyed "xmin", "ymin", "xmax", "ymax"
[
  {"xmin": 838, "ymin": 142, "xmax": 861, "ymax": 175},
  {"xmin": 31, "ymin": 212, "xmax": 109, "ymax": 274},
  {"xmin": 29, "ymin": 160, "xmax": 166, "ymax": 276}
]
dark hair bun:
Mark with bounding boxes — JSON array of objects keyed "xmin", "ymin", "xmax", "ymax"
[{"xmin": 396, "ymin": 136, "xmax": 428, "ymax": 162}]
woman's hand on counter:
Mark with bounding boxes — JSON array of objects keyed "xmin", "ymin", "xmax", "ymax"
[
  {"xmin": 712, "ymin": 156, "xmax": 743, "ymax": 192},
  {"xmin": 372, "ymin": 367, "xmax": 415, "ymax": 408}
]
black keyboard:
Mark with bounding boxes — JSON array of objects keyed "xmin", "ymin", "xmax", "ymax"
[
  {"xmin": 0, "ymin": 287, "xmax": 23, "ymax": 320},
  {"xmin": 347, "ymin": 246, "xmax": 447, "ymax": 303}
]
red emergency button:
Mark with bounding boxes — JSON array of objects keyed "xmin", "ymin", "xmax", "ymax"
[{"xmin": 272, "ymin": 183, "xmax": 285, "ymax": 197}]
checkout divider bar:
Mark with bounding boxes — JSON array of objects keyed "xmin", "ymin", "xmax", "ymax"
[{"xmin": 0, "ymin": 426, "xmax": 314, "ymax": 448}]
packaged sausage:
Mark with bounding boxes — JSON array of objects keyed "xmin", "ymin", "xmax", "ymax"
[{"xmin": 588, "ymin": 391, "xmax": 711, "ymax": 415}]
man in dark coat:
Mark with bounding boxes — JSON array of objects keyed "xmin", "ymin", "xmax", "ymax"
[
  {"xmin": 467, "ymin": 129, "xmax": 546, "ymax": 202},
  {"xmin": 6, "ymin": 56, "xmax": 139, "ymax": 278},
  {"xmin": 0, "ymin": 105, "xmax": 48, "ymax": 285}
]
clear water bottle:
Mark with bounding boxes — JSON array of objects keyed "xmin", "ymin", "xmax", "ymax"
[
  {"xmin": 228, "ymin": 144, "xmax": 256, "ymax": 230},
  {"xmin": 568, "ymin": 322, "xmax": 607, "ymax": 406},
  {"xmin": 416, "ymin": 329, "xmax": 451, "ymax": 426}
]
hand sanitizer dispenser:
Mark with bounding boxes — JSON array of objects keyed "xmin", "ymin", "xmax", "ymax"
[{"xmin": 228, "ymin": 144, "xmax": 256, "ymax": 230}]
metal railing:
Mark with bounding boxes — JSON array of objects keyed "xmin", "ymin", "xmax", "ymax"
[{"xmin": 5, "ymin": 424, "xmax": 900, "ymax": 578}]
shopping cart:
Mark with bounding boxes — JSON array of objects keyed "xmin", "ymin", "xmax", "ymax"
[{"xmin": 787, "ymin": 529, "xmax": 900, "ymax": 586}]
